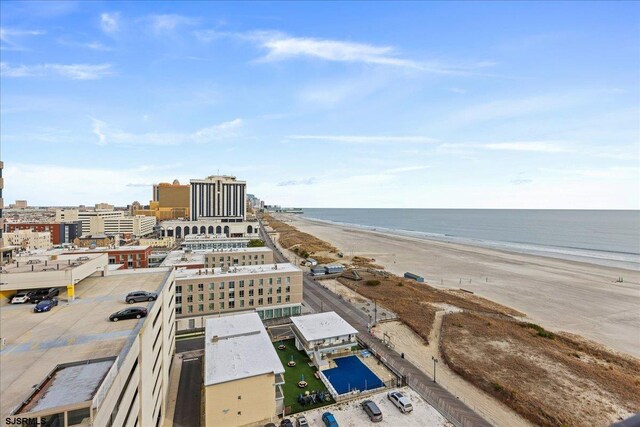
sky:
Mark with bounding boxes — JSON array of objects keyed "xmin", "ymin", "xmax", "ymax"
[{"xmin": 1, "ymin": 1, "xmax": 639, "ymax": 209}]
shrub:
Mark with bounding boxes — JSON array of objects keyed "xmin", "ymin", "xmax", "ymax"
[
  {"xmin": 365, "ymin": 280, "xmax": 381, "ymax": 287},
  {"xmin": 522, "ymin": 322, "xmax": 555, "ymax": 339},
  {"xmin": 492, "ymin": 382, "xmax": 504, "ymax": 392},
  {"xmin": 247, "ymin": 239, "xmax": 265, "ymax": 247}
]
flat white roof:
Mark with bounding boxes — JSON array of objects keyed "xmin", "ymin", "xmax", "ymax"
[
  {"xmin": 175, "ymin": 263, "xmax": 300, "ymax": 279},
  {"xmin": 204, "ymin": 313, "xmax": 284, "ymax": 386},
  {"xmin": 160, "ymin": 250, "xmax": 206, "ymax": 267},
  {"xmin": 203, "ymin": 247, "xmax": 273, "ymax": 254},
  {"xmin": 291, "ymin": 312, "xmax": 358, "ymax": 342}
]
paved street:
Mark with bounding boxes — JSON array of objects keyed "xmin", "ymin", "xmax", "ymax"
[
  {"xmin": 173, "ymin": 355, "xmax": 202, "ymax": 427},
  {"xmin": 176, "ymin": 336, "xmax": 204, "ymax": 353},
  {"xmin": 260, "ymin": 222, "xmax": 490, "ymax": 427}
]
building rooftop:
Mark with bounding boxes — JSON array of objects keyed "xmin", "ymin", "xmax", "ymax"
[
  {"xmin": 0, "ymin": 269, "xmax": 171, "ymax": 417},
  {"xmin": 160, "ymin": 250, "xmax": 206, "ymax": 268},
  {"xmin": 204, "ymin": 313, "xmax": 284, "ymax": 386},
  {"xmin": 291, "ymin": 312, "xmax": 358, "ymax": 342},
  {"xmin": 1, "ymin": 252, "xmax": 104, "ymax": 274},
  {"xmin": 175, "ymin": 263, "xmax": 301, "ymax": 279}
]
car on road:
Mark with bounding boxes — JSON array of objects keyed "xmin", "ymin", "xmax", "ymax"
[
  {"xmin": 280, "ymin": 419, "xmax": 293, "ymax": 427},
  {"xmin": 296, "ymin": 416, "xmax": 309, "ymax": 427},
  {"xmin": 361, "ymin": 400, "xmax": 383, "ymax": 422},
  {"xmin": 109, "ymin": 307, "xmax": 148, "ymax": 322},
  {"xmin": 11, "ymin": 291, "xmax": 34, "ymax": 304},
  {"xmin": 387, "ymin": 390, "xmax": 413, "ymax": 413},
  {"xmin": 34, "ymin": 298, "xmax": 59, "ymax": 313},
  {"xmin": 125, "ymin": 291, "xmax": 157, "ymax": 303},
  {"xmin": 322, "ymin": 412, "xmax": 338, "ymax": 427},
  {"xmin": 29, "ymin": 288, "xmax": 60, "ymax": 304}
]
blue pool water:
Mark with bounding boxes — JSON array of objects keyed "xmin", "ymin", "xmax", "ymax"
[{"xmin": 323, "ymin": 356, "xmax": 385, "ymax": 394}]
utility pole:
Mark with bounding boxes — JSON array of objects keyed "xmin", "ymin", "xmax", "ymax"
[{"xmin": 432, "ymin": 356, "xmax": 438, "ymax": 383}]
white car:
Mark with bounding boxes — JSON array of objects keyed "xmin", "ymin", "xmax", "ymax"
[
  {"xmin": 11, "ymin": 291, "xmax": 33, "ymax": 304},
  {"xmin": 387, "ymin": 390, "xmax": 413, "ymax": 413}
]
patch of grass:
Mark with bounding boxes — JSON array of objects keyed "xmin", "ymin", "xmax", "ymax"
[
  {"xmin": 247, "ymin": 239, "xmax": 265, "ymax": 247},
  {"xmin": 272, "ymin": 339, "xmax": 333, "ymax": 414},
  {"xmin": 365, "ymin": 280, "xmax": 381, "ymax": 287},
  {"xmin": 523, "ymin": 322, "xmax": 555, "ymax": 339}
]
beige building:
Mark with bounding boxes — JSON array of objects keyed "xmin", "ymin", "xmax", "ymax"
[
  {"xmin": 94, "ymin": 202, "xmax": 114, "ymax": 210},
  {"xmin": 204, "ymin": 247, "xmax": 273, "ymax": 268},
  {"xmin": 175, "ymin": 263, "xmax": 302, "ymax": 332},
  {"xmin": 139, "ymin": 236, "xmax": 176, "ymax": 248},
  {"xmin": 3, "ymin": 229, "xmax": 53, "ymax": 251},
  {"xmin": 55, "ymin": 209, "xmax": 155, "ymax": 237},
  {"xmin": 103, "ymin": 215, "xmax": 156, "ymax": 238},
  {"xmin": 2, "ymin": 268, "xmax": 176, "ymax": 426},
  {"xmin": 204, "ymin": 313, "xmax": 285, "ymax": 427}
]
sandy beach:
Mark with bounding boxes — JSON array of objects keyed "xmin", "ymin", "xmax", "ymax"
[{"xmin": 277, "ymin": 214, "xmax": 640, "ymax": 357}]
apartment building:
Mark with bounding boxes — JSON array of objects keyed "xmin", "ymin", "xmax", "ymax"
[
  {"xmin": 3, "ymin": 229, "xmax": 53, "ymax": 251},
  {"xmin": 2, "ymin": 268, "xmax": 176, "ymax": 427},
  {"xmin": 102, "ymin": 215, "xmax": 156, "ymax": 238},
  {"xmin": 69, "ymin": 245, "xmax": 153, "ymax": 269},
  {"xmin": 204, "ymin": 247, "xmax": 273, "ymax": 268},
  {"xmin": 158, "ymin": 219, "xmax": 259, "ymax": 239},
  {"xmin": 190, "ymin": 175, "xmax": 246, "ymax": 221},
  {"xmin": 5, "ymin": 221, "xmax": 82, "ymax": 245},
  {"xmin": 175, "ymin": 263, "xmax": 303, "ymax": 332},
  {"xmin": 204, "ymin": 313, "xmax": 285, "ymax": 427},
  {"xmin": 180, "ymin": 235, "xmax": 251, "ymax": 251}
]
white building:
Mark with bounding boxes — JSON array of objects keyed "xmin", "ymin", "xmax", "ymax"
[
  {"xmin": 55, "ymin": 209, "xmax": 155, "ymax": 237},
  {"xmin": 180, "ymin": 235, "xmax": 251, "ymax": 251},
  {"xmin": 190, "ymin": 175, "xmax": 246, "ymax": 221},
  {"xmin": 158, "ymin": 219, "xmax": 259, "ymax": 239},
  {"xmin": 291, "ymin": 311, "xmax": 358, "ymax": 370},
  {"xmin": 2, "ymin": 268, "xmax": 176, "ymax": 426},
  {"xmin": 204, "ymin": 313, "xmax": 285, "ymax": 427},
  {"xmin": 3, "ymin": 229, "xmax": 53, "ymax": 250}
]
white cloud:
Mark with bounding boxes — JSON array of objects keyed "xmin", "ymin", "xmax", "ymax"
[
  {"xmin": 149, "ymin": 14, "xmax": 198, "ymax": 33},
  {"xmin": 0, "ymin": 28, "xmax": 45, "ymax": 50},
  {"xmin": 287, "ymin": 135, "xmax": 438, "ymax": 144},
  {"xmin": 481, "ymin": 141, "xmax": 569, "ymax": 153},
  {"xmin": 90, "ymin": 118, "xmax": 243, "ymax": 146},
  {"xmin": 100, "ymin": 12, "xmax": 120, "ymax": 33},
  {"xmin": 1, "ymin": 62, "xmax": 113, "ymax": 79}
]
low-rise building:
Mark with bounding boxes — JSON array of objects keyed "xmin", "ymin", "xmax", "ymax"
[
  {"xmin": 3, "ymin": 229, "xmax": 53, "ymax": 251},
  {"xmin": 158, "ymin": 219, "xmax": 259, "ymax": 239},
  {"xmin": 181, "ymin": 235, "xmax": 250, "ymax": 251},
  {"xmin": 139, "ymin": 236, "xmax": 176, "ymax": 248},
  {"xmin": 204, "ymin": 313, "xmax": 285, "ymax": 427},
  {"xmin": 174, "ymin": 263, "xmax": 303, "ymax": 332},
  {"xmin": 2, "ymin": 268, "xmax": 176, "ymax": 426},
  {"xmin": 204, "ymin": 247, "xmax": 273, "ymax": 268},
  {"xmin": 291, "ymin": 312, "xmax": 358, "ymax": 370},
  {"xmin": 74, "ymin": 234, "xmax": 117, "ymax": 248},
  {"xmin": 70, "ymin": 245, "xmax": 153, "ymax": 269},
  {"xmin": 5, "ymin": 221, "xmax": 82, "ymax": 245}
]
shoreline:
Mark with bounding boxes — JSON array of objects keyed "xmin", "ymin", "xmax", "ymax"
[
  {"xmin": 276, "ymin": 213, "xmax": 640, "ymax": 357},
  {"xmin": 299, "ymin": 214, "xmax": 640, "ymax": 271}
]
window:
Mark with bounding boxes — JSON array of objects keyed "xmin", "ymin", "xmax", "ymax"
[
  {"xmin": 198, "ymin": 294, "xmax": 203, "ymax": 302},
  {"xmin": 258, "ymin": 298, "xmax": 263, "ymax": 306},
  {"xmin": 229, "ymin": 291, "xmax": 235, "ymax": 299},
  {"xmin": 198, "ymin": 304, "xmax": 204, "ymax": 312},
  {"xmin": 208, "ymin": 283, "xmax": 215, "ymax": 291},
  {"xmin": 229, "ymin": 301, "xmax": 235, "ymax": 309},
  {"xmin": 249, "ymin": 279, "xmax": 254, "ymax": 287},
  {"xmin": 268, "ymin": 278, "xmax": 273, "ymax": 285},
  {"xmin": 239, "ymin": 280, "xmax": 244, "ymax": 288},
  {"xmin": 187, "ymin": 305, "xmax": 193, "ymax": 313},
  {"xmin": 277, "ymin": 277, "xmax": 282, "ymax": 285},
  {"xmin": 286, "ymin": 286, "xmax": 290, "ymax": 293},
  {"xmin": 249, "ymin": 290, "xmax": 254, "ymax": 297},
  {"xmin": 219, "ymin": 292, "xmax": 225, "ymax": 299},
  {"xmin": 176, "ymin": 296, "xmax": 182, "ymax": 304},
  {"xmin": 259, "ymin": 279, "xmax": 263, "ymax": 287},
  {"xmin": 176, "ymin": 285, "xmax": 182, "ymax": 294},
  {"xmin": 277, "ymin": 287, "xmax": 282, "ymax": 294},
  {"xmin": 258, "ymin": 288, "xmax": 263, "ymax": 296},
  {"xmin": 187, "ymin": 284, "xmax": 193, "ymax": 292},
  {"xmin": 209, "ymin": 293, "xmax": 215, "ymax": 300},
  {"xmin": 240, "ymin": 300, "xmax": 244, "ymax": 307},
  {"xmin": 209, "ymin": 303, "xmax": 215, "ymax": 310},
  {"xmin": 198, "ymin": 283, "xmax": 204, "ymax": 291},
  {"xmin": 176, "ymin": 307, "xmax": 182, "ymax": 314},
  {"xmin": 229, "ymin": 281, "xmax": 235, "ymax": 289},
  {"xmin": 238, "ymin": 396, "xmax": 241, "ymax": 400},
  {"xmin": 219, "ymin": 282, "xmax": 225, "ymax": 290},
  {"xmin": 261, "ymin": 254, "xmax": 265, "ymax": 259},
  {"xmin": 268, "ymin": 288, "xmax": 273, "ymax": 295},
  {"xmin": 187, "ymin": 295, "xmax": 193, "ymax": 303},
  {"xmin": 268, "ymin": 297, "xmax": 273, "ymax": 304},
  {"xmin": 277, "ymin": 296, "xmax": 281, "ymax": 303},
  {"xmin": 219, "ymin": 302, "xmax": 225, "ymax": 310},
  {"xmin": 249, "ymin": 299, "xmax": 254, "ymax": 306},
  {"xmin": 239, "ymin": 290, "xmax": 244, "ymax": 298},
  {"xmin": 286, "ymin": 277, "xmax": 290, "ymax": 284},
  {"xmin": 285, "ymin": 295, "xmax": 290, "ymax": 302}
]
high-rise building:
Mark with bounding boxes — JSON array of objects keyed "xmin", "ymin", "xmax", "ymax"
[
  {"xmin": 189, "ymin": 175, "xmax": 246, "ymax": 221},
  {"xmin": 55, "ymin": 210, "xmax": 154, "ymax": 237},
  {"xmin": 138, "ymin": 180, "xmax": 190, "ymax": 220}
]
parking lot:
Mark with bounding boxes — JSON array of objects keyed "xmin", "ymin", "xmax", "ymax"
[{"xmin": 290, "ymin": 387, "xmax": 453, "ymax": 427}]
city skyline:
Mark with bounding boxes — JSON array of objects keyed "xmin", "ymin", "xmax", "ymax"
[{"xmin": 1, "ymin": 1, "xmax": 639, "ymax": 209}]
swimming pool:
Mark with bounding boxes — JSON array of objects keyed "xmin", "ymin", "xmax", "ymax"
[{"xmin": 322, "ymin": 355, "xmax": 385, "ymax": 395}]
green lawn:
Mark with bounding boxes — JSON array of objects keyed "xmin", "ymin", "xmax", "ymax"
[{"xmin": 273, "ymin": 339, "xmax": 334, "ymax": 414}]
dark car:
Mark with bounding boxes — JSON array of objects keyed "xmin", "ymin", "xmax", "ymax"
[
  {"xmin": 125, "ymin": 291, "xmax": 158, "ymax": 304},
  {"xmin": 109, "ymin": 307, "xmax": 148, "ymax": 322},
  {"xmin": 322, "ymin": 412, "xmax": 338, "ymax": 427},
  {"xmin": 34, "ymin": 298, "xmax": 59, "ymax": 313},
  {"xmin": 30, "ymin": 288, "xmax": 60, "ymax": 304},
  {"xmin": 361, "ymin": 400, "xmax": 383, "ymax": 422},
  {"xmin": 280, "ymin": 419, "xmax": 293, "ymax": 427}
]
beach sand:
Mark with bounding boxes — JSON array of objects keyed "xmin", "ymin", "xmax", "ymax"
[{"xmin": 278, "ymin": 214, "xmax": 640, "ymax": 357}]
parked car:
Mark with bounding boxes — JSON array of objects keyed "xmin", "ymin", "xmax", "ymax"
[
  {"xmin": 387, "ymin": 390, "xmax": 413, "ymax": 413},
  {"xmin": 361, "ymin": 400, "xmax": 383, "ymax": 422},
  {"xmin": 34, "ymin": 298, "xmax": 59, "ymax": 313},
  {"xmin": 109, "ymin": 307, "xmax": 148, "ymax": 322},
  {"xmin": 125, "ymin": 291, "xmax": 158, "ymax": 304},
  {"xmin": 322, "ymin": 412, "xmax": 338, "ymax": 427},
  {"xmin": 30, "ymin": 288, "xmax": 60, "ymax": 304},
  {"xmin": 296, "ymin": 416, "xmax": 309, "ymax": 427},
  {"xmin": 11, "ymin": 291, "xmax": 34, "ymax": 304},
  {"xmin": 280, "ymin": 419, "xmax": 293, "ymax": 427}
]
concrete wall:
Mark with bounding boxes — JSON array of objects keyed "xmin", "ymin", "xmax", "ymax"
[
  {"xmin": 204, "ymin": 373, "xmax": 277, "ymax": 427},
  {"xmin": 204, "ymin": 248, "xmax": 273, "ymax": 268}
]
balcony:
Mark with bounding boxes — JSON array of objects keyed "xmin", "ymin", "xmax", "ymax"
[
  {"xmin": 275, "ymin": 384, "xmax": 284, "ymax": 400},
  {"xmin": 275, "ymin": 373, "xmax": 285, "ymax": 385}
]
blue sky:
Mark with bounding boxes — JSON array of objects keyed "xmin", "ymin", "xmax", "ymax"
[{"xmin": 1, "ymin": 1, "xmax": 638, "ymax": 208}]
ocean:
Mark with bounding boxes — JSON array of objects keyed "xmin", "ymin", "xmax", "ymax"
[{"xmin": 300, "ymin": 209, "xmax": 640, "ymax": 270}]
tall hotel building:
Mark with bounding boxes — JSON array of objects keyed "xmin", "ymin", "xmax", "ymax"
[{"xmin": 190, "ymin": 175, "xmax": 246, "ymax": 222}]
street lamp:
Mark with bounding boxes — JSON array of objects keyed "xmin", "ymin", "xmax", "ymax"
[{"xmin": 432, "ymin": 356, "xmax": 438, "ymax": 383}]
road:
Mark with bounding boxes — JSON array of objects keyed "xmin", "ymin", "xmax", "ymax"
[
  {"xmin": 260, "ymin": 221, "xmax": 490, "ymax": 427},
  {"xmin": 176, "ymin": 336, "xmax": 204, "ymax": 353},
  {"xmin": 172, "ymin": 355, "xmax": 202, "ymax": 427}
]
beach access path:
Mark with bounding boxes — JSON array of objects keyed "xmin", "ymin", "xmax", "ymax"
[
  {"xmin": 261, "ymin": 224, "xmax": 491, "ymax": 427},
  {"xmin": 280, "ymin": 214, "xmax": 640, "ymax": 357}
]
